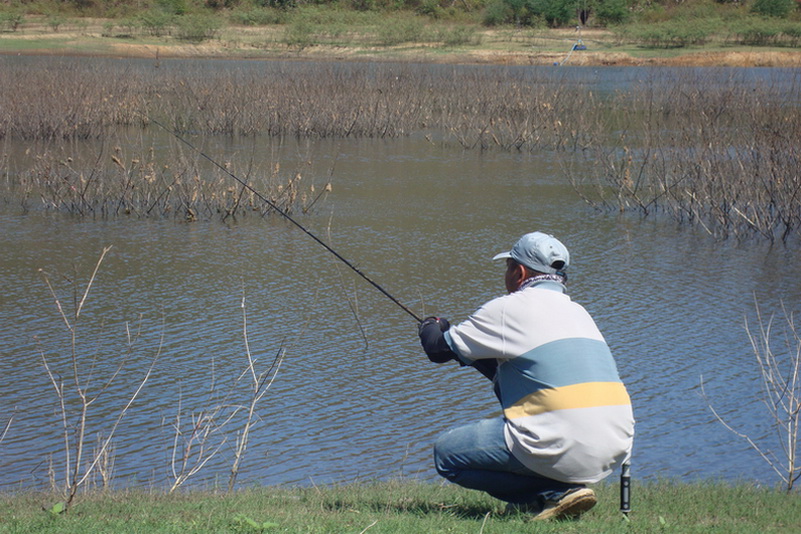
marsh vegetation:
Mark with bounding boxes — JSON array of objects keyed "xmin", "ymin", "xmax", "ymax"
[{"xmin": 1, "ymin": 60, "xmax": 799, "ymax": 241}]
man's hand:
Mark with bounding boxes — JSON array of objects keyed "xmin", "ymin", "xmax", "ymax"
[
  {"xmin": 418, "ymin": 316, "xmax": 450, "ymax": 335},
  {"xmin": 418, "ymin": 316, "xmax": 457, "ymax": 364}
]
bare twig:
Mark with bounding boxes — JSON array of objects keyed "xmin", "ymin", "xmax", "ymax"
[
  {"xmin": 0, "ymin": 413, "xmax": 13, "ymax": 444},
  {"xmin": 38, "ymin": 247, "xmax": 160, "ymax": 510},
  {"xmin": 358, "ymin": 520, "xmax": 379, "ymax": 534},
  {"xmin": 478, "ymin": 511, "xmax": 491, "ymax": 534},
  {"xmin": 701, "ymin": 296, "xmax": 801, "ymax": 492},
  {"xmin": 228, "ymin": 288, "xmax": 285, "ymax": 491},
  {"xmin": 326, "ymin": 213, "xmax": 369, "ymax": 350}
]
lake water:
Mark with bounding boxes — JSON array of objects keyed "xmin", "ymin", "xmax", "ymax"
[{"xmin": 2, "ymin": 59, "xmax": 801, "ymax": 492}]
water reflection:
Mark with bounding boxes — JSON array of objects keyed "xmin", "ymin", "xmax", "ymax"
[{"xmin": 2, "ymin": 123, "xmax": 801, "ymax": 491}]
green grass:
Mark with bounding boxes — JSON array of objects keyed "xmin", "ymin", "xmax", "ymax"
[{"xmin": 0, "ymin": 480, "xmax": 798, "ymax": 533}]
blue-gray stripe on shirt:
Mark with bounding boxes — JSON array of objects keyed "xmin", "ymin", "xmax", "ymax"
[{"xmin": 497, "ymin": 338, "xmax": 622, "ymax": 408}]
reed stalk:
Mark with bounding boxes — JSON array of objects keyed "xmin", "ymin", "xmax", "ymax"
[
  {"xmin": 2, "ymin": 61, "xmax": 799, "ymax": 239},
  {"xmin": 6, "ymin": 137, "xmax": 323, "ymax": 221}
]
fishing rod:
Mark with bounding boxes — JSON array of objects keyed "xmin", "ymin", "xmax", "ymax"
[{"xmin": 148, "ymin": 117, "xmax": 423, "ymax": 324}]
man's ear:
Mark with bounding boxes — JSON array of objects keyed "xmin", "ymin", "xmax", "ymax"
[{"xmin": 512, "ymin": 263, "xmax": 528, "ymax": 286}]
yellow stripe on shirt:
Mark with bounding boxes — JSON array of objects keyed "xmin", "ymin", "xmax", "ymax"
[{"xmin": 504, "ymin": 381, "xmax": 631, "ymax": 419}]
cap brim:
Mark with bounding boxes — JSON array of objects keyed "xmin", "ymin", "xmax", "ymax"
[{"xmin": 492, "ymin": 252, "xmax": 512, "ymax": 261}]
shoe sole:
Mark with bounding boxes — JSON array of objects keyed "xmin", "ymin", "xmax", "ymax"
[{"xmin": 534, "ymin": 489, "xmax": 597, "ymax": 521}]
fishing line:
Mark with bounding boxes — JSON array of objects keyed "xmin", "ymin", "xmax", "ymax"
[{"xmin": 148, "ymin": 117, "xmax": 423, "ymax": 324}]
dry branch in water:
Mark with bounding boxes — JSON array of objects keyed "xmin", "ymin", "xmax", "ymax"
[
  {"xmin": 37, "ymin": 246, "xmax": 161, "ymax": 511},
  {"xmin": 165, "ymin": 287, "xmax": 284, "ymax": 494},
  {"xmin": 0, "ymin": 414, "xmax": 12, "ymax": 445},
  {"xmin": 701, "ymin": 298, "xmax": 801, "ymax": 492}
]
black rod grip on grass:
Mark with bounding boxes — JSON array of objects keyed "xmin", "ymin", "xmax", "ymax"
[{"xmin": 620, "ymin": 461, "xmax": 631, "ymax": 515}]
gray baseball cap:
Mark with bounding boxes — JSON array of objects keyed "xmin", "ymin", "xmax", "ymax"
[{"xmin": 492, "ymin": 232, "xmax": 570, "ymax": 274}]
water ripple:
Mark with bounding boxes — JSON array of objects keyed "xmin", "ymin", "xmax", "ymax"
[{"xmin": 3, "ymin": 135, "xmax": 801, "ymax": 491}]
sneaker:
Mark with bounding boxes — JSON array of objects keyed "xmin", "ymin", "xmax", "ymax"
[{"xmin": 533, "ymin": 487, "xmax": 597, "ymax": 521}]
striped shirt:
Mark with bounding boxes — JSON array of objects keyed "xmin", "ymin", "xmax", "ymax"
[{"xmin": 444, "ymin": 280, "xmax": 635, "ymax": 484}]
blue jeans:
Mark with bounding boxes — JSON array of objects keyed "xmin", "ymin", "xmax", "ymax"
[{"xmin": 433, "ymin": 417, "xmax": 580, "ymax": 505}]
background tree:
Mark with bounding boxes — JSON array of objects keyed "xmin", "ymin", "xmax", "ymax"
[
  {"xmin": 593, "ymin": 0, "xmax": 631, "ymax": 25},
  {"xmin": 751, "ymin": 0, "xmax": 796, "ymax": 17}
]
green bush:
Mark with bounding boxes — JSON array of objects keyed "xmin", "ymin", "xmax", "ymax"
[
  {"xmin": 0, "ymin": 11, "xmax": 24, "ymax": 32},
  {"xmin": 750, "ymin": 0, "xmax": 796, "ymax": 18},
  {"xmin": 417, "ymin": 0, "xmax": 445, "ymax": 18},
  {"xmin": 297, "ymin": 5, "xmax": 382, "ymax": 26},
  {"xmin": 117, "ymin": 16, "xmax": 140, "ymax": 36},
  {"xmin": 532, "ymin": 0, "xmax": 572, "ymax": 26},
  {"xmin": 479, "ymin": 0, "xmax": 570, "ymax": 27},
  {"xmin": 434, "ymin": 24, "xmax": 481, "ymax": 45},
  {"xmin": 47, "ymin": 14, "xmax": 67, "ymax": 31},
  {"xmin": 258, "ymin": 0, "xmax": 297, "ymax": 8},
  {"xmin": 375, "ymin": 15, "xmax": 425, "ymax": 45},
  {"xmin": 637, "ymin": 3, "xmax": 669, "ymax": 24},
  {"xmin": 205, "ymin": 0, "xmax": 242, "ymax": 8},
  {"xmin": 350, "ymin": 0, "xmax": 377, "ymax": 11},
  {"xmin": 481, "ymin": 0, "xmax": 512, "ymax": 25},
  {"xmin": 595, "ymin": 0, "xmax": 631, "ymax": 25},
  {"xmin": 624, "ymin": 20, "xmax": 715, "ymax": 48},
  {"xmin": 729, "ymin": 17, "xmax": 786, "ymax": 45},
  {"xmin": 157, "ymin": 0, "xmax": 189, "ymax": 15},
  {"xmin": 101, "ymin": 20, "xmax": 115, "ymax": 36},
  {"xmin": 283, "ymin": 17, "xmax": 317, "ymax": 48},
  {"xmin": 175, "ymin": 13, "xmax": 222, "ymax": 41},
  {"xmin": 228, "ymin": 7, "xmax": 286, "ymax": 25},
  {"xmin": 138, "ymin": 9, "xmax": 175, "ymax": 36}
]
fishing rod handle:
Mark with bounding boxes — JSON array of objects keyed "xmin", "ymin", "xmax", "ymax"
[{"xmin": 620, "ymin": 461, "xmax": 631, "ymax": 515}]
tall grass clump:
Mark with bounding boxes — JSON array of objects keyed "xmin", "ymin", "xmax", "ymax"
[
  {"xmin": 7, "ymin": 140, "xmax": 328, "ymax": 221},
  {"xmin": 0, "ymin": 62, "xmax": 141, "ymax": 140}
]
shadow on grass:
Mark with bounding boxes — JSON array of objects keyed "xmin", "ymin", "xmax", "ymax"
[{"xmin": 322, "ymin": 496, "xmax": 498, "ymax": 520}]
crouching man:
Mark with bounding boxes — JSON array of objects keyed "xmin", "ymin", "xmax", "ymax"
[{"xmin": 418, "ymin": 232, "xmax": 634, "ymax": 520}]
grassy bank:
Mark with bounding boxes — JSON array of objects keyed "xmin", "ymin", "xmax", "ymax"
[
  {"xmin": 1, "ymin": 480, "xmax": 799, "ymax": 533},
  {"xmin": 0, "ymin": 4, "xmax": 800, "ymax": 66}
]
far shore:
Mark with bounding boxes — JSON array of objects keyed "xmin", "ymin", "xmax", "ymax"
[{"xmin": 2, "ymin": 19, "xmax": 801, "ymax": 67}]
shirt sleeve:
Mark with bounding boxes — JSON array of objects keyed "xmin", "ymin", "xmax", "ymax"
[{"xmin": 444, "ymin": 296, "xmax": 510, "ymax": 363}]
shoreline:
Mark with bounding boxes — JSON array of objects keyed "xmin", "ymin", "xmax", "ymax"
[
  {"xmin": 2, "ymin": 23, "xmax": 801, "ymax": 67},
  {"xmin": 6, "ymin": 44, "xmax": 801, "ymax": 68}
]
